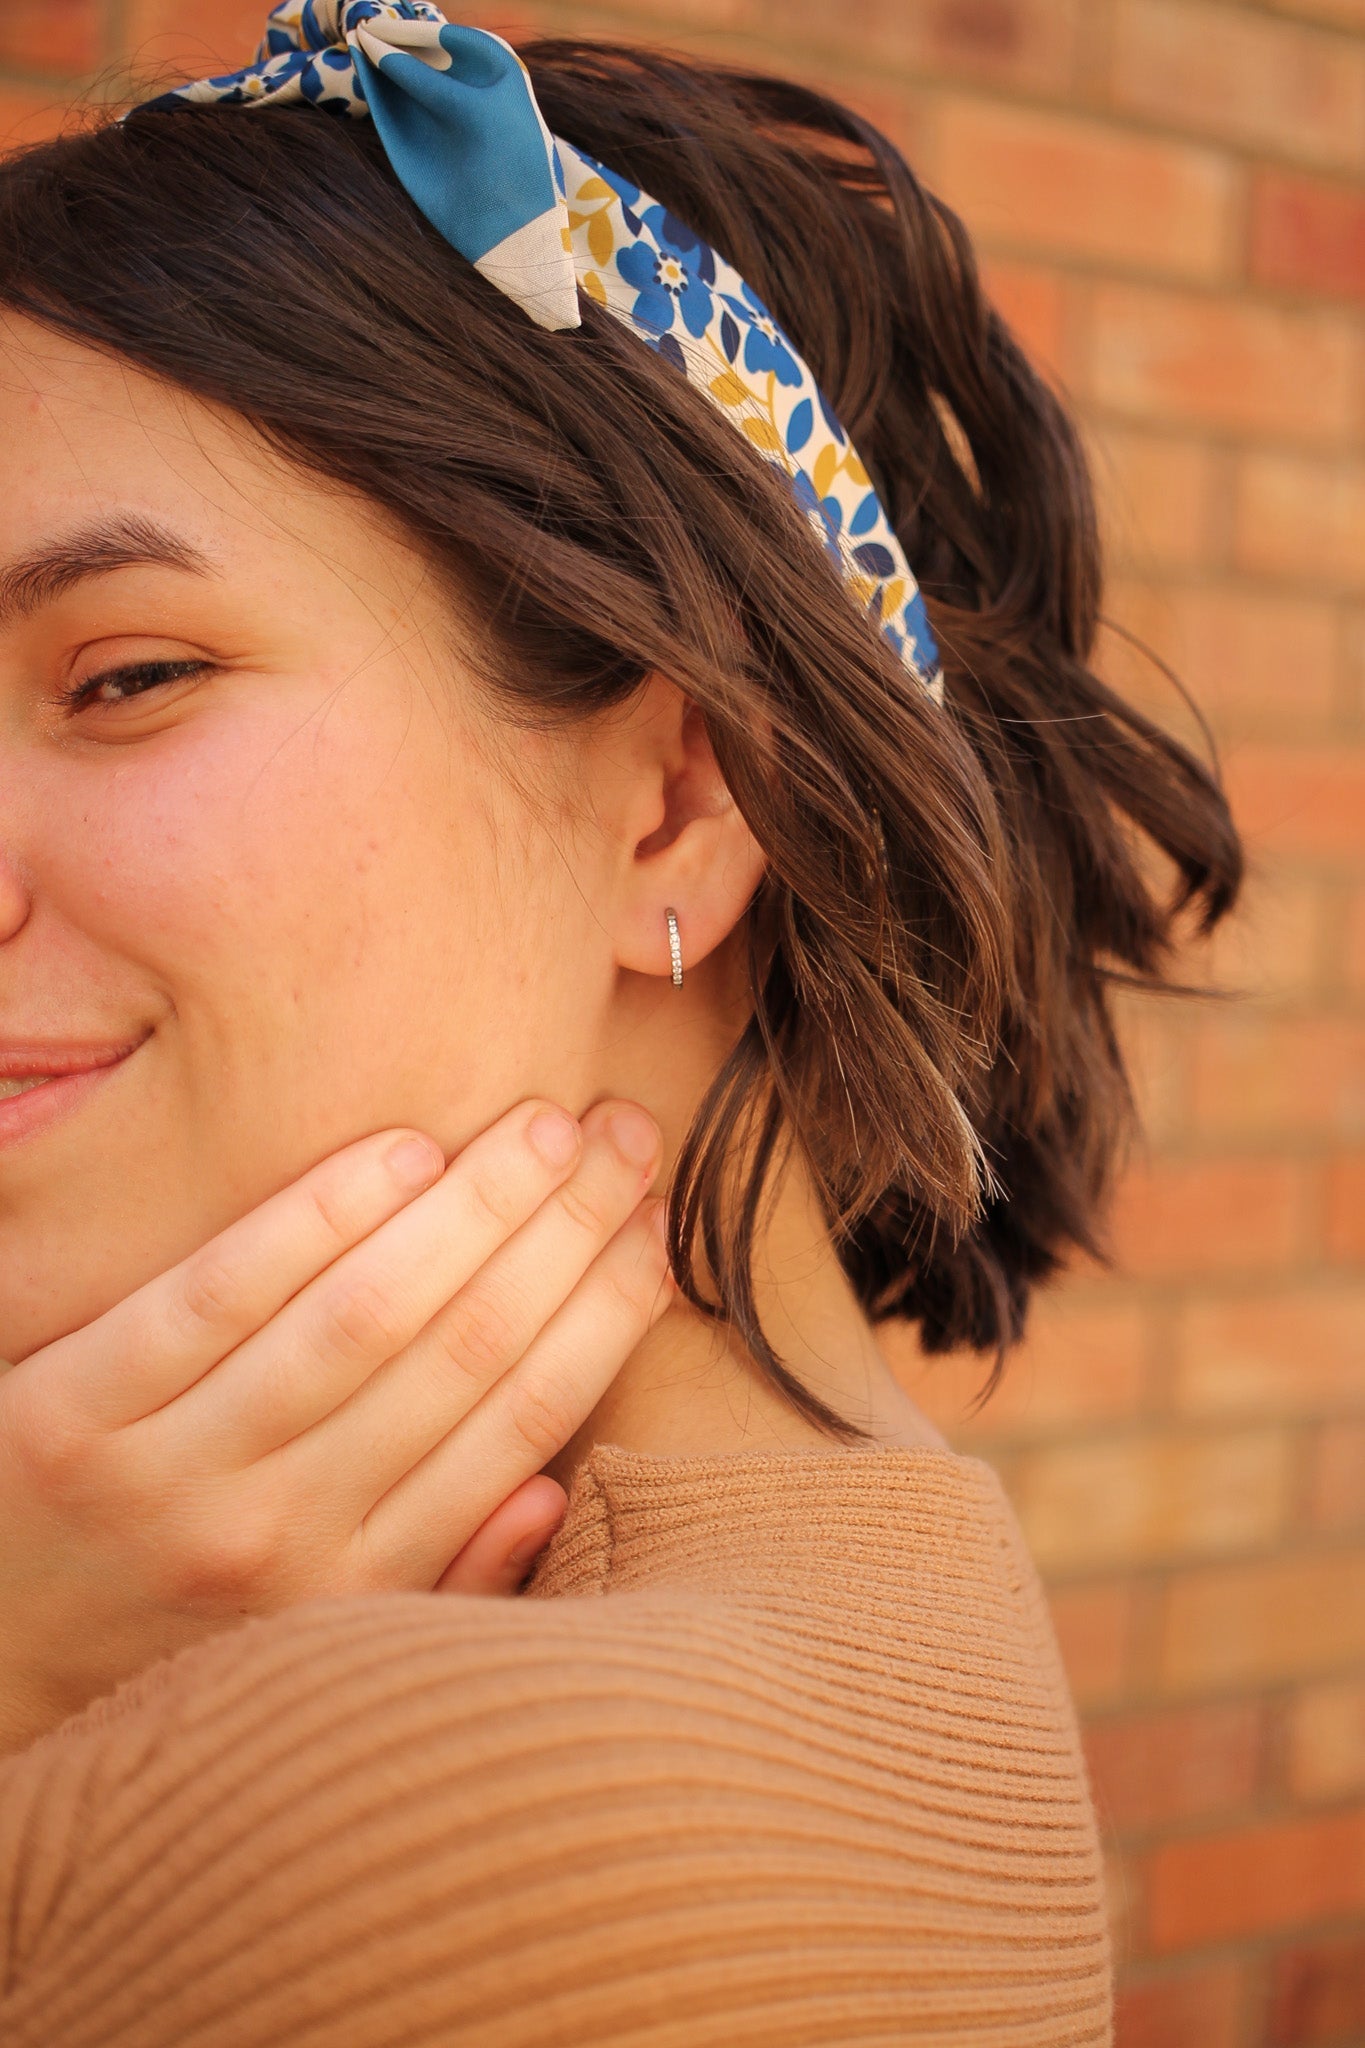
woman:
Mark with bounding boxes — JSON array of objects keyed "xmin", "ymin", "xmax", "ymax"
[{"xmin": 0, "ymin": 6, "xmax": 1240, "ymax": 2043}]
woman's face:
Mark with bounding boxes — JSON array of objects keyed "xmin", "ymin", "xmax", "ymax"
[{"xmin": 0, "ymin": 316, "xmax": 628, "ymax": 1360}]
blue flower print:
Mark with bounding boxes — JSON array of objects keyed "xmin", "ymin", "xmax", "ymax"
[
  {"xmin": 791, "ymin": 469, "xmax": 844, "ymax": 567},
  {"xmin": 722, "ymin": 280, "xmax": 802, "ymax": 389},
  {"xmin": 616, "ymin": 213, "xmax": 716, "ymax": 340}
]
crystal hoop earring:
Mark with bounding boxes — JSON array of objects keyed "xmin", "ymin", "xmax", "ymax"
[{"xmin": 664, "ymin": 907, "xmax": 683, "ymax": 988}]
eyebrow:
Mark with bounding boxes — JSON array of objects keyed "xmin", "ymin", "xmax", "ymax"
[{"xmin": 0, "ymin": 513, "xmax": 218, "ymax": 627}]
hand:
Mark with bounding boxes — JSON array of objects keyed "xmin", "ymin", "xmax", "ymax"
[{"xmin": 0, "ymin": 1096, "xmax": 672, "ymax": 1754}]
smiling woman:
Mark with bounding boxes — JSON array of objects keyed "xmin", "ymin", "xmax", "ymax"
[{"xmin": 0, "ymin": 12, "xmax": 1241, "ymax": 2047}]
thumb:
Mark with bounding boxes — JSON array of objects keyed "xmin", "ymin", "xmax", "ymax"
[{"xmin": 433, "ymin": 1474, "xmax": 568, "ymax": 1597}]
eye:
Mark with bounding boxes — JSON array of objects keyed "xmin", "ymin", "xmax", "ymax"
[{"xmin": 58, "ymin": 657, "xmax": 212, "ymax": 713}]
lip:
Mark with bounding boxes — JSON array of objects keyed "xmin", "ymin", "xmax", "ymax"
[{"xmin": 0, "ymin": 1036, "xmax": 146, "ymax": 1151}]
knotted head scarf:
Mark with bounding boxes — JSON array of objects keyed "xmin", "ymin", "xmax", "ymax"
[{"xmin": 139, "ymin": 0, "xmax": 942, "ymax": 697}]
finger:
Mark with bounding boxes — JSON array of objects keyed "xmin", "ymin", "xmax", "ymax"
[
  {"xmin": 165, "ymin": 1099, "xmax": 586, "ymax": 1463},
  {"xmin": 434, "ymin": 1475, "xmax": 568, "ymax": 1597},
  {"xmin": 355, "ymin": 1196, "xmax": 674, "ymax": 1586},
  {"xmin": 47, "ymin": 1128, "xmax": 448, "ymax": 1428},
  {"xmin": 302, "ymin": 1099, "xmax": 660, "ymax": 1512}
]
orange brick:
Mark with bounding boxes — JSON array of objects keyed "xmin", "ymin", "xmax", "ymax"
[
  {"xmin": 1086, "ymin": 1699, "xmax": 1264, "ymax": 1836},
  {"xmin": 1193, "ymin": 871, "xmax": 1327, "ymax": 1005},
  {"xmin": 1347, "ymin": 883, "xmax": 1365, "ymax": 997},
  {"xmin": 1107, "ymin": 1155, "xmax": 1310, "ymax": 1278},
  {"xmin": 1115, "ymin": 1959, "xmax": 1246, "ymax": 2048},
  {"xmin": 1159, "ymin": 1546, "xmax": 1365, "ymax": 1692},
  {"xmin": 895, "ymin": 1293, "xmax": 1148, "ymax": 1441},
  {"xmin": 1011, "ymin": 1428, "xmax": 1292, "ymax": 1572},
  {"xmin": 1288, "ymin": 1675, "xmax": 1365, "ymax": 1802},
  {"xmin": 1114, "ymin": 992, "xmax": 1191, "ymax": 1147},
  {"xmin": 1325, "ymin": 1155, "xmax": 1365, "ymax": 1264},
  {"xmin": 1308, "ymin": 1420, "xmax": 1365, "ymax": 1531},
  {"xmin": 978, "ymin": 255, "xmax": 1067, "ymax": 375},
  {"xmin": 1266, "ymin": 0, "xmax": 1365, "ymax": 24},
  {"xmin": 1234, "ymin": 450, "xmax": 1365, "ymax": 594},
  {"xmin": 121, "ymin": 0, "xmax": 266, "ymax": 83},
  {"xmin": 1225, "ymin": 743, "xmax": 1365, "ymax": 862},
  {"xmin": 1188, "ymin": 1014, "xmax": 1365, "ymax": 1141},
  {"xmin": 1176, "ymin": 1287, "xmax": 1365, "ymax": 1418},
  {"xmin": 0, "ymin": 0, "xmax": 102, "ymax": 76},
  {"xmin": 1110, "ymin": 0, "xmax": 1365, "ymax": 174},
  {"xmin": 1269, "ymin": 1928, "xmax": 1365, "ymax": 2048},
  {"xmin": 932, "ymin": 95, "xmax": 1235, "ymax": 280},
  {"xmin": 1252, "ymin": 168, "xmax": 1365, "ymax": 305},
  {"xmin": 1050, "ymin": 1579, "xmax": 1137, "ymax": 1709},
  {"xmin": 0, "ymin": 81, "xmax": 73, "ymax": 152},
  {"xmin": 1090, "ymin": 425, "xmax": 1220, "ymax": 573},
  {"xmin": 1146, "ymin": 1803, "xmax": 1365, "ymax": 1952},
  {"xmin": 1086, "ymin": 282, "xmax": 1362, "ymax": 447},
  {"xmin": 612, "ymin": 0, "xmax": 1086, "ymax": 92},
  {"xmin": 1103, "ymin": 577, "xmax": 1339, "ymax": 735}
]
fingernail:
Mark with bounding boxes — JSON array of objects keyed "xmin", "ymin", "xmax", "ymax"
[
  {"xmin": 608, "ymin": 1106, "xmax": 659, "ymax": 1168},
  {"xmin": 385, "ymin": 1134, "xmax": 445, "ymax": 1191},
  {"xmin": 528, "ymin": 1108, "xmax": 580, "ymax": 1169}
]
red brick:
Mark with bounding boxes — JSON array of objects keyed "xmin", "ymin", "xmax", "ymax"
[
  {"xmin": 1111, "ymin": 0, "xmax": 1365, "ymax": 174},
  {"xmin": 1011, "ymin": 1427, "xmax": 1292, "ymax": 1572},
  {"xmin": 932, "ymin": 95, "xmax": 1235, "ymax": 280},
  {"xmin": 1253, "ymin": 168, "xmax": 1365, "ymax": 306},
  {"xmin": 0, "ymin": 0, "xmax": 101, "ymax": 76},
  {"xmin": 1224, "ymin": 744, "xmax": 1365, "ymax": 863},
  {"xmin": 1108, "ymin": 1156, "xmax": 1310, "ymax": 1278},
  {"xmin": 1234, "ymin": 451, "xmax": 1365, "ymax": 595},
  {"xmin": 978, "ymin": 255, "xmax": 1068, "ymax": 375},
  {"xmin": 1086, "ymin": 282, "xmax": 1362, "ymax": 447},
  {"xmin": 1090, "ymin": 426, "xmax": 1220, "ymax": 573},
  {"xmin": 1159, "ymin": 1547, "xmax": 1365, "ymax": 1692},
  {"xmin": 1176, "ymin": 1287, "xmax": 1365, "ymax": 1418},
  {"xmin": 1049, "ymin": 1579, "xmax": 1137, "ymax": 1709},
  {"xmin": 1085, "ymin": 1699, "xmax": 1264, "ymax": 1835},
  {"xmin": 1308, "ymin": 1420, "xmax": 1365, "ymax": 1531},
  {"xmin": 1269, "ymin": 1928, "xmax": 1365, "ymax": 2047},
  {"xmin": 1103, "ymin": 577, "xmax": 1339, "ymax": 736},
  {"xmin": 1115, "ymin": 1959, "xmax": 1246, "ymax": 2048},
  {"xmin": 894, "ymin": 1292, "xmax": 1148, "ymax": 1441},
  {"xmin": 1188, "ymin": 1014, "xmax": 1365, "ymax": 1141},
  {"xmin": 1289, "ymin": 1675, "xmax": 1365, "ymax": 1802}
]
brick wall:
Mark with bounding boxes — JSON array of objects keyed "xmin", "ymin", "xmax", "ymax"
[{"xmin": 4, "ymin": 3, "xmax": 1363, "ymax": 2043}]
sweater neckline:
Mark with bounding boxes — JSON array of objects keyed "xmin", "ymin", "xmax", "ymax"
[{"xmin": 526, "ymin": 1441, "xmax": 1003, "ymax": 1602}]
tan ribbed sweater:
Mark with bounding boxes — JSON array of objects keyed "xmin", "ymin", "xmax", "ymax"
[{"xmin": 0, "ymin": 1447, "xmax": 1112, "ymax": 2046}]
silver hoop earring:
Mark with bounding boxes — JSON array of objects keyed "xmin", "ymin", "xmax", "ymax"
[{"xmin": 664, "ymin": 906, "xmax": 683, "ymax": 988}]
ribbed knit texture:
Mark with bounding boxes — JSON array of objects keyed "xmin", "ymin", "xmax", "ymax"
[{"xmin": 0, "ymin": 1446, "xmax": 1112, "ymax": 2046}]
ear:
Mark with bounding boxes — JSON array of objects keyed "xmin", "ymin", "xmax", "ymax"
[{"xmin": 591, "ymin": 673, "xmax": 766, "ymax": 985}]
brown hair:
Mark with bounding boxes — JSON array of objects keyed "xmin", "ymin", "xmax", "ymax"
[{"xmin": 0, "ymin": 40, "xmax": 1241, "ymax": 1433}]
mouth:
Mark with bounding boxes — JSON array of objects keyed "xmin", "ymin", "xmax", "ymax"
[
  {"xmin": 0, "ymin": 1037, "xmax": 148, "ymax": 1148},
  {"xmin": 0, "ymin": 1074, "xmax": 61, "ymax": 1100}
]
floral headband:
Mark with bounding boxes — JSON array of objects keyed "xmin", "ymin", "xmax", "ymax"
[{"xmin": 139, "ymin": 0, "xmax": 942, "ymax": 698}]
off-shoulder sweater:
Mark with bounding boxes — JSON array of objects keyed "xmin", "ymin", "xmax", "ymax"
[{"xmin": 0, "ymin": 1446, "xmax": 1112, "ymax": 2046}]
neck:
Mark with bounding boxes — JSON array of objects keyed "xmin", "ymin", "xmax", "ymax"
[{"xmin": 547, "ymin": 1136, "xmax": 944, "ymax": 1492}]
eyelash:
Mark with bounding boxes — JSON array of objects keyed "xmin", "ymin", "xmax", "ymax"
[{"xmin": 57, "ymin": 657, "xmax": 212, "ymax": 712}]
